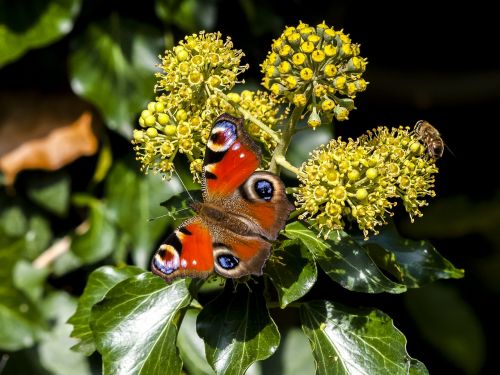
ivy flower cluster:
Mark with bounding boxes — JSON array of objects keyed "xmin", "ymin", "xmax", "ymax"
[
  {"xmin": 132, "ymin": 32, "xmax": 281, "ymax": 180},
  {"xmin": 295, "ymin": 126, "xmax": 438, "ymax": 238},
  {"xmin": 261, "ymin": 21, "xmax": 367, "ymax": 128}
]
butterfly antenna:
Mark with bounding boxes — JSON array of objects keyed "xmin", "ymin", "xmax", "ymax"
[
  {"xmin": 173, "ymin": 168, "xmax": 195, "ymax": 202},
  {"xmin": 148, "ymin": 207, "xmax": 192, "ymax": 222}
]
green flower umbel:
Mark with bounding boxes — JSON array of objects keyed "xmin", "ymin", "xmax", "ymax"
[
  {"xmin": 261, "ymin": 21, "xmax": 367, "ymax": 128},
  {"xmin": 295, "ymin": 126, "xmax": 438, "ymax": 238}
]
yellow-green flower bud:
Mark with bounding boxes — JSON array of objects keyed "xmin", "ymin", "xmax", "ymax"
[{"xmin": 164, "ymin": 124, "xmax": 176, "ymax": 136}]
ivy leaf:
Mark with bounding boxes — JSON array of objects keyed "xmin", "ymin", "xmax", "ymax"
[
  {"xmin": 261, "ymin": 328, "xmax": 315, "ymax": 375},
  {"xmin": 405, "ymin": 284, "xmax": 485, "ymax": 375},
  {"xmin": 38, "ymin": 292, "xmax": 91, "ymax": 375},
  {"xmin": 0, "ymin": 274, "xmax": 45, "ymax": 351},
  {"xmin": 90, "ymin": 274, "xmax": 192, "ymax": 375},
  {"xmin": 13, "ymin": 260, "xmax": 49, "ymax": 302},
  {"xmin": 68, "ymin": 17, "xmax": 163, "ymax": 136},
  {"xmin": 360, "ymin": 225, "xmax": 464, "ymax": 287},
  {"xmin": 68, "ymin": 265, "xmax": 144, "ymax": 356},
  {"xmin": 105, "ymin": 161, "xmax": 182, "ymax": 268},
  {"xmin": 300, "ymin": 300, "xmax": 428, "ymax": 375},
  {"xmin": 155, "ymin": 0, "xmax": 217, "ymax": 31},
  {"xmin": 284, "ymin": 222, "xmax": 406, "ymax": 294},
  {"xmin": 197, "ymin": 283, "xmax": 280, "ymax": 375},
  {"xmin": 178, "ymin": 308, "xmax": 214, "ymax": 375},
  {"xmin": 0, "ymin": 0, "xmax": 81, "ymax": 67},
  {"xmin": 71, "ymin": 195, "xmax": 117, "ymax": 264},
  {"xmin": 265, "ymin": 239, "xmax": 317, "ymax": 308},
  {"xmin": 25, "ymin": 172, "xmax": 71, "ymax": 216}
]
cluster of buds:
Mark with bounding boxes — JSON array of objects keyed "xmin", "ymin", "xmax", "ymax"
[
  {"xmin": 261, "ymin": 21, "xmax": 367, "ymax": 128},
  {"xmin": 295, "ymin": 126, "xmax": 438, "ymax": 238},
  {"xmin": 132, "ymin": 32, "xmax": 282, "ymax": 180}
]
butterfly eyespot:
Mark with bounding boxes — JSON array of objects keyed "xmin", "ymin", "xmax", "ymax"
[
  {"xmin": 217, "ymin": 254, "xmax": 240, "ymax": 270},
  {"xmin": 254, "ymin": 180, "xmax": 274, "ymax": 201},
  {"xmin": 152, "ymin": 255, "xmax": 175, "ymax": 275}
]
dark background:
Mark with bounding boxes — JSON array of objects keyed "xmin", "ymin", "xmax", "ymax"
[{"xmin": 2, "ymin": 0, "xmax": 498, "ymax": 374}]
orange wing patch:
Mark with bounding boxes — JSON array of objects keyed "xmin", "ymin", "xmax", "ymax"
[{"xmin": 205, "ymin": 141, "xmax": 259, "ymax": 197}]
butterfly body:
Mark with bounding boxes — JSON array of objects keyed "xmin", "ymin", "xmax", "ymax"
[{"xmin": 152, "ymin": 114, "xmax": 294, "ymax": 282}]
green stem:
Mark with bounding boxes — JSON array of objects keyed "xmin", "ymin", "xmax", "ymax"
[
  {"xmin": 270, "ymin": 105, "xmax": 304, "ymax": 174},
  {"xmin": 216, "ymin": 91, "xmax": 282, "ymax": 145}
]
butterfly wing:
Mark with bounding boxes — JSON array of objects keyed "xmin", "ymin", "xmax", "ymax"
[
  {"xmin": 151, "ymin": 217, "xmax": 214, "ymax": 282},
  {"xmin": 202, "ymin": 113, "xmax": 261, "ymax": 200}
]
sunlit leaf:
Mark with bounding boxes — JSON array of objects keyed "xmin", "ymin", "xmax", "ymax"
[
  {"xmin": 68, "ymin": 18, "xmax": 163, "ymax": 136},
  {"xmin": 360, "ymin": 225, "xmax": 464, "ymax": 287},
  {"xmin": 38, "ymin": 292, "xmax": 91, "ymax": 375},
  {"xmin": 71, "ymin": 195, "xmax": 117, "ymax": 264},
  {"xmin": 26, "ymin": 172, "xmax": 71, "ymax": 216},
  {"xmin": 0, "ymin": 0, "xmax": 81, "ymax": 67},
  {"xmin": 197, "ymin": 283, "xmax": 280, "ymax": 375},
  {"xmin": 105, "ymin": 161, "xmax": 182, "ymax": 268},
  {"xmin": 90, "ymin": 274, "xmax": 191, "ymax": 375},
  {"xmin": 68, "ymin": 265, "xmax": 144, "ymax": 356},
  {"xmin": 265, "ymin": 239, "xmax": 317, "ymax": 308},
  {"xmin": 284, "ymin": 222, "xmax": 406, "ymax": 293},
  {"xmin": 405, "ymin": 284, "xmax": 485, "ymax": 375},
  {"xmin": 300, "ymin": 300, "xmax": 428, "ymax": 375},
  {"xmin": 178, "ymin": 308, "xmax": 214, "ymax": 375}
]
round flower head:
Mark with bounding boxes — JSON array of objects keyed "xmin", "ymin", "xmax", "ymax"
[
  {"xmin": 295, "ymin": 125, "xmax": 438, "ymax": 238},
  {"xmin": 261, "ymin": 21, "xmax": 367, "ymax": 128},
  {"xmin": 156, "ymin": 31, "xmax": 248, "ymax": 103},
  {"xmin": 133, "ymin": 31, "xmax": 258, "ymax": 181}
]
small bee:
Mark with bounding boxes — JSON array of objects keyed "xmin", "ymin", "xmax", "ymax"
[{"xmin": 414, "ymin": 120, "xmax": 444, "ymax": 159}]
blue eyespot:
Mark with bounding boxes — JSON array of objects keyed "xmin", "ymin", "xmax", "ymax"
[
  {"xmin": 254, "ymin": 180, "xmax": 274, "ymax": 201},
  {"xmin": 217, "ymin": 254, "xmax": 239, "ymax": 270},
  {"xmin": 153, "ymin": 257, "xmax": 175, "ymax": 274}
]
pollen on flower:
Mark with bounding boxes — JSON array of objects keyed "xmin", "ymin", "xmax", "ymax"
[
  {"xmin": 261, "ymin": 21, "xmax": 368, "ymax": 128},
  {"xmin": 295, "ymin": 125, "xmax": 438, "ymax": 238}
]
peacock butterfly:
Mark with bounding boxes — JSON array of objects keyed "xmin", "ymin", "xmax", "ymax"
[{"xmin": 151, "ymin": 113, "xmax": 294, "ymax": 282}]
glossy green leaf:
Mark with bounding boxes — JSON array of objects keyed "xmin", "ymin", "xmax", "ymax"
[
  {"xmin": 38, "ymin": 292, "xmax": 91, "ymax": 375},
  {"xmin": 105, "ymin": 161, "xmax": 182, "ymax": 267},
  {"xmin": 0, "ymin": 0, "xmax": 81, "ymax": 67},
  {"xmin": 68, "ymin": 18, "xmax": 163, "ymax": 136},
  {"xmin": 90, "ymin": 274, "xmax": 191, "ymax": 375},
  {"xmin": 68, "ymin": 265, "xmax": 144, "ymax": 356},
  {"xmin": 284, "ymin": 222, "xmax": 406, "ymax": 293},
  {"xmin": 25, "ymin": 172, "xmax": 70, "ymax": 216},
  {"xmin": 360, "ymin": 225, "xmax": 464, "ymax": 287},
  {"xmin": 71, "ymin": 195, "xmax": 117, "ymax": 264},
  {"xmin": 265, "ymin": 239, "xmax": 317, "ymax": 308},
  {"xmin": 197, "ymin": 283, "xmax": 280, "ymax": 375},
  {"xmin": 13, "ymin": 260, "xmax": 49, "ymax": 302},
  {"xmin": 0, "ymin": 286, "xmax": 45, "ymax": 351},
  {"xmin": 261, "ymin": 328, "xmax": 315, "ymax": 375},
  {"xmin": 178, "ymin": 309, "xmax": 214, "ymax": 375},
  {"xmin": 405, "ymin": 284, "xmax": 485, "ymax": 375},
  {"xmin": 300, "ymin": 300, "xmax": 428, "ymax": 375}
]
